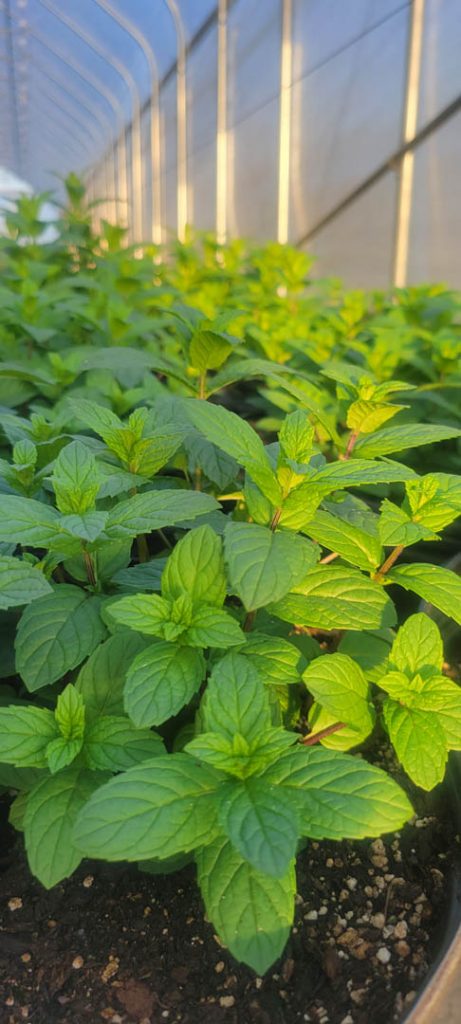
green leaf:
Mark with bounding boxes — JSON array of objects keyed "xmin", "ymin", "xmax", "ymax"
[
  {"xmin": 239, "ymin": 634, "xmax": 302, "ymax": 686},
  {"xmin": 346, "ymin": 399, "xmax": 401, "ymax": 435},
  {"xmin": 412, "ymin": 677, "xmax": 461, "ymax": 750},
  {"xmin": 0, "ymin": 764, "xmax": 46, "ymax": 791},
  {"xmin": 305, "ymin": 510, "xmax": 382, "ymax": 571},
  {"xmin": 83, "ymin": 716, "xmax": 164, "ymax": 771},
  {"xmin": 270, "ymin": 566, "xmax": 395, "ymax": 630},
  {"xmin": 338, "ymin": 629, "xmax": 393, "ymax": 682},
  {"xmin": 279, "ymin": 411, "xmax": 314, "ymax": 463},
  {"xmin": 382, "ymin": 700, "xmax": 447, "ymax": 790},
  {"xmin": 73, "ymin": 755, "xmax": 222, "ymax": 861},
  {"xmin": 75, "ymin": 632, "xmax": 148, "ymax": 718},
  {"xmin": 189, "ymin": 330, "xmax": 234, "ymax": 372},
  {"xmin": 46, "ymin": 735, "xmax": 83, "ymax": 774},
  {"xmin": 224, "ymin": 522, "xmax": 318, "ymax": 611},
  {"xmin": 24, "ymin": 768, "xmax": 109, "ymax": 888},
  {"xmin": 0, "ymin": 706, "xmax": 57, "ymax": 767},
  {"xmin": 204, "ymin": 653, "xmax": 271, "ymax": 742},
  {"xmin": 308, "ymin": 703, "xmax": 373, "ymax": 751},
  {"xmin": 108, "ymin": 593, "xmax": 172, "ymax": 636},
  {"xmin": 354, "ymin": 424, "xmax": 461, "ymax": 458},
  {"xmin": 15, "ymin": 585, "xmax": 107, "ymax": 691},
  {"xmin": 124, "ymin": 641, "xmax": 205, "ymax": 727},
  {"xmin": 261, "ymin": 747, "xmax": 413, "ymax": 838},
  {"xmin": 386, "ymin": 564, "xmax": 461, "ymax": 626},
  {"xmin": 404, "ymin": 474, "xmax": 461, "ymax": 533},
  {"xmin": 378, "ymin": 499, "xmax": 437, "ymax": 547},
  {"xmin": 105, "ymin": 489, "xmax": 218, "ymax": 539},
  {"xmin": 196, "ymin": 836, "xmax": 295, "ymax": 973},
  {"xmin": 55, "ymin": 684, "xmax": 85, "ymax": 739},
  {"xmin": 219, "ymin": 778, "xmax": 299, "ymax": 877},
  {"xmin": 186, "ymin": 606, "xmax": 245, "ymax": 648},
  {"xmin": 185, "ymin": 399, "xmax": 281, "ymax": 504},
  {"xmin": 0, "ymin": 494, "xmax": 61, "ymax": 547},
  {"xmin": 0, "ymin": 556, "xmax": 52, "ymax": 609},
  {"xmin": 185, "ymin": 728, "xmax": 296, "ymax": 778},
  {"xmin": 59, "ymin": 511, "xmax": 108, "ymax": 543},
  {"xmin": 52, "ymin": 440, "xmax": 100, "ymax": 514},
  {"xmin": 390, "ymin": 613, "xmax": 443, "ymax": 676},
  {"xmin": 302, "ymin": 654, "xmax": 374, "ymax": 736},
  {"xmin": 161, "ymin": 525, "xmax": 226, "ymax": 607},
  {"xmin": 309, "ymin": 458, "xmax": 417, "ymax": 488},
  {"xmin": 112, "ymin": 557, "xmax": 167, "ymax": 593}
]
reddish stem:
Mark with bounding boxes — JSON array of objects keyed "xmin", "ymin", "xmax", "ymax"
[{"xmin": 301, "ymin": 721, "xmax": 346, "ymax": 746}]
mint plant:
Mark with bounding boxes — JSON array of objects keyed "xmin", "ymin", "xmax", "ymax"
[{"xmin": 1, "ymin": 181, "xmax": 461, "ymax": 977}]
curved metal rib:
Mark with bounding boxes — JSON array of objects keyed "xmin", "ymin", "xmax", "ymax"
[
  {"xmin": 29, "ymin": 58, "xmax": 114, "ymax": 222},
  {"xmin": 163, "ymin": 0, "xmax": 188, "ymax": 241},
  {"xmin": 30, "ymin": 27, "xmax": 128, "ymax": 223},
  {"xmin": 216, "ymin": 0, "xmax": 228, "ymax": 243},
  {"xmin": 36, "ymin": 0, "xmax": 144, "ymax": 240},
  {"xmin": 93, "ymin": 0, "xmax": 162, "ymax": 243}
]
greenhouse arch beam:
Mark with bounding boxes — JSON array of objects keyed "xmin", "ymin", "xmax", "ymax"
[
  {"xmin": 31, "ymin": 28, "xmax": 128, "ymax": 222},
  {"xmin": 30, "ymin": 58, "xmax": 114, "ymax": 221},
  {"xmin": 92, "ymin": 0, "xmax": 162, "ymax": 244},
  {"xmin": 163, "ymin": 0, "xmax": 188, "ymax": 242},
  {"xmin": 36, "ymin": 0, "xmax": 144, "ymax": 239},
  {"xmin": 393, "ymin": 0, "xmax": 425, "ymax": 288}
]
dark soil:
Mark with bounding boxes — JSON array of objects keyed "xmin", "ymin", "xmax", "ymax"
[{"xmin": 1, "ymin": 756, "xmax": 460, "ymax": 1024}]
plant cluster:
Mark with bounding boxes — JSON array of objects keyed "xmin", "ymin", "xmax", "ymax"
[{"xmin": 1, "ymin": 180, "xmax": 461, "ymax": 973}]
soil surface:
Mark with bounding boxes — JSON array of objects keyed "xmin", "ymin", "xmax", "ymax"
[{"xmin": 1, "ymin": 757, "xmax": 460, "ymax": 1024}]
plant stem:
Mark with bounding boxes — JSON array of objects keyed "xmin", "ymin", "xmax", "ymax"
[
  {"xmin": 198, "ymin": 372, "xmax": 207, "ymax": 400},
  {"xmin": 301, "ymin": 721, "xmax": 345, "ymax": 745},
  {"xmin": 319, "ymin": 551, "xmax": 340, "ymax": 565},
  {"xmin": 243, "ymin": 610, "xmax": 256, "ymax": 632},
  {"xmin": 82, "ymin": 547, "xmax": 97, "ymax": 587},
  {"xmin": 137, "ymin": 533, "xmax": 149, "ymax": 563},
  {"xmin": 340, "ymin": 430, "xmax": 359, "ymax": 460},
  {"xmin": 374, "ymin": 544, "xmax": 404, "ymax": 581},
  {"xmin": 270, "ymin": 507, "xmax": 282, "ymax": 531}
]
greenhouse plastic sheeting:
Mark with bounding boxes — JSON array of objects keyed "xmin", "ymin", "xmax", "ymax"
[{"xmin": 0, "ymin": 0, "xmax": 460, "ymax": 286}]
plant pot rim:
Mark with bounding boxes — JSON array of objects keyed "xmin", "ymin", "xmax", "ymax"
[{"xmin": 405, "ymin": 919, "xmax": 461, "ymax": 1023}]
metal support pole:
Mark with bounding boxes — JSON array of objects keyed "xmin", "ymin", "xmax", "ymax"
[
  {"xmin": 36, "ymin": 0, "xmax": 143, "ymax": 240},
  {"xmin": 164, "ymin": 0, "xmax": 188, "ymax": 241},
  {"xmin": 216, "ymin": 0, "xmax": 228, "ymax": 244},
  {"xmin": 277, "ymin": 0, "xmax": 293, "ymax": 245},
  {"xmin": 31, "ymin": 29, "xmax": 124, "ymax": 223},
  {"xmin": 93, "ymin": 0, "xmax": 162, "ymax": 243},
  {"xmin": 393, "ymin": 0, "xmax": 426, "ymax": 287}
]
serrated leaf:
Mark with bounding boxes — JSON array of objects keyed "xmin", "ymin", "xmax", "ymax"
[
  {"xmin": 239, "ymin": 634, "xmax": 302, "ymax": 685},
  {"xmin": 224, "ymin": 522, "xmax": 318, "ymax": 611},
  {"xmin": 83, "ymin": 716, "xmax": 164, "ymax": 771},
  {"xmin": 405, "ymin": 474, "xmax": 461, "ymax": 533},
  {"xmin": 186, "ymin": 606, "xmax": 245, "ymax": 648},
  {"xmin": 309, "ymin": 458, "xmax": 417, "ymax": 488},
  {"xmin": 308, "ymin": 702, "xmax": 373, "ymax": 751},
  {"xmin": 354, "ymin": 424, "xmax": 461, "ymax": 458},
  {"xmin": 0, "ymin": 706, "xmax": 57, "ymax": 767},
  {"xmin": 185, "ymin": 399, "xmax": 281, "ymax": 504},
  {"xmin": 338, "ymin": 629, "xmax": 393, "ymax": 682},
  {"xmin": 73, "ymin": 755, "xmax": 222, "ymax": 861},
  {"xmin": 15, "ymin": 585, "xmax": 107, "ymax": 691},
  {"xmin": 112, "ymin": 557, "xmax": 167, "ymax": 593},
  {"xmin": 105, "ymin": 489, "xmax": 218, "ymax": 539},
  {"xmin": 346, "ymin": 399, "xmax": 402, "ymax": 434},
  {"xmin": 0, "ymin": 494, "xmax": 61, "ymax": 546},
  {"xmin": 270, "ymin": 565, "xmax": 395, "ymax": 630},
  {"xmin": 387, "ymin": 564, "xmax": 461, "ymax": 625},
  {"xmin": 302, "ymin": 653, "xmax": 374, "ymax": 735},
  {"xmin": 261, "ymin": 747, "xmax": 413, "ymax": 838},
  {"xmin": 196, "ymin": 836, "xmax": 295, "ymax": 972},
  {"xmin": 382, "ymin": 700, "xmax": 447, "ymax": 790},
  {"xmin": 108, "ymin": 593, "xmax": 172, "ymax": 636},
  {"xmin": 46, "ymin": 735, "xmax": 83, "ymax": 774},
  {"xmin": 0, "ymin": 556, "xmax": 52, "ymax": 609},
  {"xmin": 378, "ymin": 499, "xmax": 437, "ymax": 547},
  {"xmin": 390, "ymin": 613, "xmax": 443, "ymax": 675},
  {"xmin": 24, "ymin": 768, "xmax": 109, "ymax": 888},
  {"xmin": 124, "ymin": 641, "xmax": 205, "ymax": 727},
  {"xmin": 305, "ymin": 510, "xmax": 382, "ymax": 570},
  {"xmin": 161, "ymin": 525, "xmax": 226, "ymax": 607},
  {"xmin": 279, "ymin": 411, "xmax": 314, "ymax": 463},
  {"xmin": 204, "ymin": 652, "xmax": 271, "ymax": 742},
  {"xmin": 52, "ymin": 440, "xmax": 100, "ymax": 514},
  {"xmin": 219, "ymin": 777, "xmax": 299, "ymax": 877}
]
